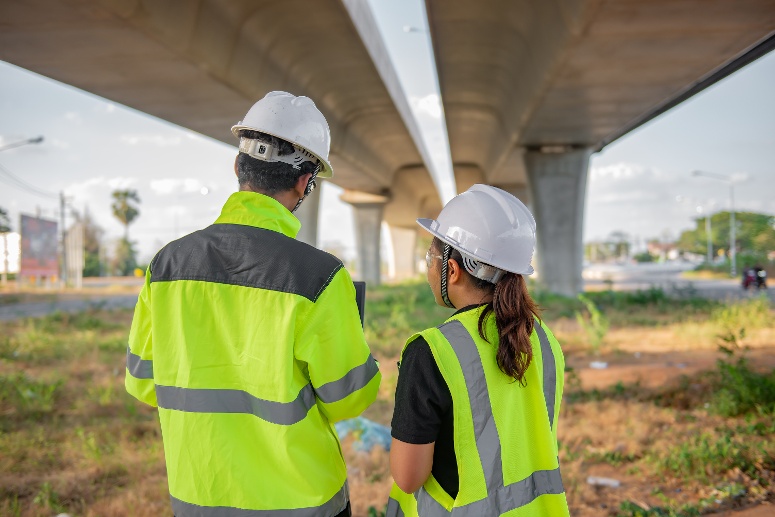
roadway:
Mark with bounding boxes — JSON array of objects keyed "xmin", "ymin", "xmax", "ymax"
[{"xmin": 583, "ymin": 262, "xmax": 773, "ymax": 301}]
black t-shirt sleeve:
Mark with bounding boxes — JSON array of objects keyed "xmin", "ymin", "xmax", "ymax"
[{"xmin": 391, "ymin": 336, "xmax": 452, "ymax": 444}]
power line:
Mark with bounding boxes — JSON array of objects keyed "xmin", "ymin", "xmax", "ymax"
[{"xmin": 0, "ymin": 161, "xmax": 58, "ymax": 199}]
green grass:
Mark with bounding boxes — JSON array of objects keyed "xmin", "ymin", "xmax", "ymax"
[{"xmin": 652, "ymin": 429, "xmax": 774, "ymax": 484}]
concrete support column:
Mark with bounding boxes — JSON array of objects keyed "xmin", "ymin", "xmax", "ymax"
[
  {"xmin": 341, "ymin": 190, "xmax": 390, "ymax": 285},
  {"xmin": 524, "ymin": 149, "xmax": 592, "ymax": 296},
  {"xmin": 388, "ymin": 225, "xmax": 417, "ymax": 281},
  {"xmin": 294, "ymin": 188, "xmax": 322, "ymax": 247}
]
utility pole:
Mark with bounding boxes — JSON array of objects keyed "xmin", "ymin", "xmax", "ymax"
[
  {"xmin": 60, "ymin": 191, "xmax": 68, "ymax": 288},
  {"xmin": 692, "ymin": 171, "xmax": 739, "ymax": 277}
]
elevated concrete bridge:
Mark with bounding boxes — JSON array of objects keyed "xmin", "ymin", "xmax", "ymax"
[{"xmin": 2, "ymin": 0, "xmax": 774, "ymax": 294}]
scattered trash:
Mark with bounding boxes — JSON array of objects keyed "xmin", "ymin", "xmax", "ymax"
[
  {"xmin": 589, "ymin": 361, "xmax": 608, "ymax": 369},
  {"xmin": 587, "ymin": 476, "xmax": 621, "ymax": 488},
  {"xmin": 633, "ymin": 352, "xmax": 641, "ymax": 359},
  {"xmin": 676, "ymin": 363, "xmax": 687, "ymax": 369},
  {"xmin": 335, "ymin": 417, "xmax": 391, "ymax": 452}
]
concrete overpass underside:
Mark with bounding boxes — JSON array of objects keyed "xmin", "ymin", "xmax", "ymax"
[
  {"xmin": 0, "ymin": 0, "xmax": 443, "ymax": 284},
  {"xmin": 428, "ymin": 0, "xmax": 775, "ymax": 294},
  {"xmin": 3, "ymin": 0, "xmax": 775, "ymax": 293}
]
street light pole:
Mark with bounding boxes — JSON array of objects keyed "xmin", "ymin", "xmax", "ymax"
[
  {"xmin": 692, "ymin": 170, "xmax": 738, "ymax": 277},
  {"xmin": 729, "ymin": 182, "xmax": 736, "ymax": 276},
  {"xmin": 696, "ymin": 205, "xmax": 712, "ymax": 263},
  {"xmin": 0, "ymin": 136, "xmax": 44, "ymax": 153}
]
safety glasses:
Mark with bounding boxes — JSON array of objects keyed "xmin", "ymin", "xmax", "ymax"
[{"xmin": 425, "ymin": 249, "xmax": 443, "ymax": 270}]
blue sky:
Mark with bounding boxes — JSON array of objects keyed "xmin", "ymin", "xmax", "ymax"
[{"xmin": 1, "ymin": 3, "xmax": 773, "ymax": 264}]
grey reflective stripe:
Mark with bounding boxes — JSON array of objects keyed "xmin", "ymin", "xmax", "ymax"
[
  {"xmin": 126, "ymin": 347, "xmax": 153, "ymax": 379},
  {"xmin": 534, "ymin": 322, "xmax": 556, "ymax": 430},
  {"xmin": 438, "ymin": 320, "xmax": 503, "ymax": 492},
  {"xmin": 315, "ymin": 354, "xmax": 380, "ymax": 403},
  {"xmin": 385, "ymin": 497, "xmax": 404, "ymax": 517},
  {"xmin": 409, "ymin": 319, "xmax": 564, "ymax": 516},
  {"xmin": 156, "ymin": 383, "xmax": 316, "ymax": 426},
  {"xmin": 169, "ymin": 481, "xmax": 348, "ymax": 516},
  {"xmin": 414, "ymin": 468, "xmax": 565, "ymax": 516}
]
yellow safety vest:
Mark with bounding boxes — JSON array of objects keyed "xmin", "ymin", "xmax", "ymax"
[
  {"xmin": 125, "ymin": 191, "xmax": 381, "ymax": 516},
  {"xmin": 387, "ymin": 307, "xmax": 569, "ymax": 516}
]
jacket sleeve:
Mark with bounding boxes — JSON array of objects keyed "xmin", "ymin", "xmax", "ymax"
[
  {"xmin": 125, "ymin": 267, "xmax": 157, "ymax": 407},
  {"xmin": 296, "ymin": 266, "xmax": 381, "ymax": 423}
]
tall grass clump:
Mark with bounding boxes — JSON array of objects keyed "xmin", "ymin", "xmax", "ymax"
[
  {"xmin": 575, "ymin": 294, "xmax": 609, "ymax": 353},
  {"xmin": 653, "ymin": 430, "xmax": 772, "ymax": 483}
]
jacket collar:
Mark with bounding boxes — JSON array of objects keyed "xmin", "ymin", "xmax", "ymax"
[{"xmin": 214, "ymin": 191, "xmax": 301, "ymax": 238}]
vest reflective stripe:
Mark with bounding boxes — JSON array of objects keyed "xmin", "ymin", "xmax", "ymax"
[
  {"xmin": 437, "ymin": 320, "xmax": 503, "ymax": 492},
  {"xmin": 388, "ymin": 318, "xmax": 566, "ymax": 516},
  {"xmin": 534, "ymin": 324, "xmax": 556, "ymax": 430},
  {"xmin": 157, "ymin": 384, "xmax": 316, "ymax": 426},
  {"xmin": 413, "ymin": 468, "xmax": 564, "ymax": 516},
  {"xmin": 170, "ymin": 481, "xmax": 348, "ymax": 516},
  {"xmin": 155, "ymin": 356, "xmax": 379, "ymax": 426},
  {"xmin": 315, "ymin": 354, "xmax": 380, "ymax": 403},
  {"xmin": 126, "ymin": 347, "xmax": 153, "ymax": 379},
  {"xmin": 386, "ymin": 498, "xmax": 405, "ymax": 517}
]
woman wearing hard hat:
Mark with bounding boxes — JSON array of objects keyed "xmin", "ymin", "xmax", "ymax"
[{"xmin": 386, "ymin": 184, "xmax": 570, "ymax": 516}]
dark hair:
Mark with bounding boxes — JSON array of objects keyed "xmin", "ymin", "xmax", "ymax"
[
  {"xmin": 236, "ymin": 130, "xmax": 318, "ymax": 194},
  {"xmin": 433, "ymin": 237, "xmax": 540, "ymax": 385}
]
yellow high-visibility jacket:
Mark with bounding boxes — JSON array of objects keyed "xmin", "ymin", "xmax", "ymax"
[
  {"xmin": 387, "ymin": 307, "xmax": 569, "ymax": 516},
  {"xmin": 126, "ymin": 191, "xmax": 381, "ymax": 516}
]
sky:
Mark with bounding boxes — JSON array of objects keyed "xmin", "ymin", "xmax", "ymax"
[{"xmin": 1, "ymin": 2, "xmax": 774, "ymax": 265}]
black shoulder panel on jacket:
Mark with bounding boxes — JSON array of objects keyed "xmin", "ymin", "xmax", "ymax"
[{"xmin": 150, "ymin": 224, "xmax": 343, "ymax": 302}]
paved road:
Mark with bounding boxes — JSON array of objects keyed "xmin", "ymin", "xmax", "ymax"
[
  {"xmin": 583, "ymin": 262, "xmax": 773, "ymax": 301},
  {"xmin": 0, "ymin": 295, "xmax": 138, "ymax": 322}
]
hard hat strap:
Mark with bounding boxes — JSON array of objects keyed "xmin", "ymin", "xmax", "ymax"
[
  {"xmin": 239, "ymin": 137, "xmax": 319, "ymax": 171},
  {"xmin": 291, "ymin": 164, "xmax": 321, "ymax": 213},
  {"xmin": 440, "ymin": 243, "xmax": 455, "ymax": 308}
]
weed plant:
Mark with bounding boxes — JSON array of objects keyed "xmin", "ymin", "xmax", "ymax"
[{"xmin": 575, "ymin": 294, "xmax": 609, "ymax": 353}]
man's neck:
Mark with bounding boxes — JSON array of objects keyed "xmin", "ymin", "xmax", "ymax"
[{"xmin": 240, "ymin": 187, "xmax": 298, "ymax": 212}]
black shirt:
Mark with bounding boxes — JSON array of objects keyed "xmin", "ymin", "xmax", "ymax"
[{"xmin": 391, "ymin": 305, "xmax": 484, "ymax": 498}]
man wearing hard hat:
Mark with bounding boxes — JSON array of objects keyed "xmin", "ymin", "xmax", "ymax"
[{"xmin": 125, "ymin": 91, "xmax": 381, "ymax": 517}]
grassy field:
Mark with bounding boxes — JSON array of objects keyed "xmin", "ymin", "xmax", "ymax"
[{"xmin": 1, "ymin": 283, "xmax": 774, "ymax": 516}]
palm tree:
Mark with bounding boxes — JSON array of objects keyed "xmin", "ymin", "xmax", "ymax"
[{"xmin": 111, "ymin": 190, "xmax": 140, "ymax": 240}]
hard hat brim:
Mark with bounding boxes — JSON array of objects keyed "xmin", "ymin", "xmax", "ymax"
[
  {"xmin": 231, "ymin": 124, "xmax": 333, "ymax": 178},
  {"xmin": 416, "ymin": 218, "xmax": 534, "ymax": 276}
]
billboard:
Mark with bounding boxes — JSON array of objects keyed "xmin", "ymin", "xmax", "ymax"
[{"xmin": 20, "ymin": 214, "xmax": 59, "ymax": 278}]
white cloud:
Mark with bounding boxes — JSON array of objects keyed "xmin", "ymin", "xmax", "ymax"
[
  {"xmin": 50, "ymin": 138, "xmax": 70, "ymax": 150},
  {"xmin": 64, "ymin": 111, "xmax": 83, "ymax": 124},
  {"xmin": 120, "ymin": 134, "xmax": 183, "ymax": 147},
  {"xmin": 107, "ymin": 177, "xmax": 138, "ymax": 189},
  {"xmin": 150, "ymin": 178, "xmax": 207, "ymax": 196},
  {"xmin": 410, "ymin": 94, "xmax": 442, "ymax": 119}
]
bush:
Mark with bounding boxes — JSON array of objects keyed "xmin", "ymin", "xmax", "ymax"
[{"xmin": 710, "ymin": 356, "xmax": 775, "ymax": 417}]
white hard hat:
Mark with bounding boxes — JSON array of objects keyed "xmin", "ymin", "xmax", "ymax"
[
  {"xmin": 417, "ymin": 184, "xmax": 536, "ymax": 276},
  {"xmin": 231, "ymin": 91, "xmax": 333, "ymax": 178}
]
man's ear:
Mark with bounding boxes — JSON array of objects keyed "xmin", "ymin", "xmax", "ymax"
[
  {"xmin": 293, "ymin": 172, "xmax": 313, "ymax": 198},
  {"xmin": 234, "ymin": 156, "xmax": 239, "ymax": 178}
]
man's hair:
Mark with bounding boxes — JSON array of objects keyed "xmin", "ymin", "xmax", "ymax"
[{"xmin": 236, "ymin": 130, "xmax": 318, "ymax": 194}]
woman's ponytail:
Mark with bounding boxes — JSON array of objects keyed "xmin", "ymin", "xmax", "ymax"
[{"xmin": 478, "ymin": 273, "xmax": 540, "ymax": 385}]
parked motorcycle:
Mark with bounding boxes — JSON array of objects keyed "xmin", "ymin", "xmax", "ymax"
[{"xmin": 742, "ymin": 266, "xmax": 768, "ymax": 290}]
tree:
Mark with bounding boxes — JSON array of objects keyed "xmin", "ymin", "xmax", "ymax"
[
  {"xmin": 111, "ymin": 189, "xmax": 141, "ymax": 240},
  {"xmin": 72, "ymin": 208, "xmax": 105, "ymax": 277},
  {"xmin": 678, "ymin": 211, "xmax": 775, "ymax": 262},
  {"xmin": 0, "ymin": 207, "xmax": 11, "ymax": 233},
  {"xmin": 112, "ymin": 238, "xmax": 138, "ymax": 276}
]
